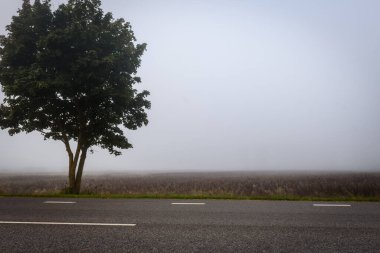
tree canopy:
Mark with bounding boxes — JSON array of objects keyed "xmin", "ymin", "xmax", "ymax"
[{"xmin": 0, "ymin": 0, "xmax": 150, "ymax": 193}]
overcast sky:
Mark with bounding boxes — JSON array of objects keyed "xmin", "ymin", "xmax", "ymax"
[{"xmin": 1, "ymin": 0, "xmax": 380, "ymax": 173}]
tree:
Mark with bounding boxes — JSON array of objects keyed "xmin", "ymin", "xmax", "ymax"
[{"xmin": 0, "ymin": 0, "xmax": 150, "ymax": 194}]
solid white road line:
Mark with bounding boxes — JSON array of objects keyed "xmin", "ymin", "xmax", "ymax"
[
  {"xmin": 44, "ymin": 201, "xmax": 76, "ymax": 204},
  {"xmin": 0, "ymin": 221, "xmax": 136, "ymax": 226},
  {"xmin": 171, "ymin": 202, "xmax": 206, "ymax": 205},
  {"xmin": 313, "ymin": 204, "xmax": 351, "ymax": 207}
]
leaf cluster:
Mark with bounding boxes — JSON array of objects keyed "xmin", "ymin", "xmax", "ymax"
[{"xmin": 0, "ymin": 0, "xmax": 150, "ymax": 155}]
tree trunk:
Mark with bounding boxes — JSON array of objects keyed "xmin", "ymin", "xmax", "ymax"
[
  {"xmin": 64, "ymin": 137, "xmax": 88, "ymax": 194},
  {"xmin": 73, "ymin": 148, "xmax": 88, "ymax": 194},
  {"xmin": 63, "ymin": 136, "xmax": 76, "ymax": 194},
  {"xmin": 68, "ymin": 159, "xmax": 76, "ymax": 193}
]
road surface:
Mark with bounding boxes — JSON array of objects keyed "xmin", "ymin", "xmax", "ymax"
[{"xmin": 0, "ymin": 197, "xmax": 379, "ymax": 252}]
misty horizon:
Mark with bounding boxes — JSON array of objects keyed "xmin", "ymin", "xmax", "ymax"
[{"xmin": 1, "ymin": 0, "xmax": 380, "ymax": 173}]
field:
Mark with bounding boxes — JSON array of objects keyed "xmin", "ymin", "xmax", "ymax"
[{"xmin": 0, "ymin": 171, "xmax": 379, "ymax": 201}]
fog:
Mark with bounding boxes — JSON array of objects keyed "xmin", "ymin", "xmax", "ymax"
[{"xmin": 1, "ymin": 0, "xmax": 380, "ymax": 173}]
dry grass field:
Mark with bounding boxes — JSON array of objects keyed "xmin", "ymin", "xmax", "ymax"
[{"xmin": 0, "ymin": 171, "xmax": 379, "ymax": 200}]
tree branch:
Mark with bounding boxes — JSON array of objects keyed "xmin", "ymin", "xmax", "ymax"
[
  {"xmin": 72, "ymin": 133, "xmax": 82, "ymax": 173},
  {"xmin": 62, "ymin": 133, "xmax": 73, "ymax": 158}
]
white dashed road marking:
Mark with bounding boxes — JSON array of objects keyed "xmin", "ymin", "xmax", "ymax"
[
  {"xmin": 313, "ymin": 204, "xmax": 351, "ymax": 207},
  {"xmin": 44, "ymin": 201, "xmax": 76, "ymax": 204},
  {"xmin": 0, "ymin": 221, "xmax": 136, "ymax": 226},
  {"xmin": 171, "ymin": 202, "xmax": 206, "ymax": 205}
]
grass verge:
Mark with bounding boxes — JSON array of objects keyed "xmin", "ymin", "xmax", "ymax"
[{"xmin": 0, "ymin": 193, "xmax": 379, "ymax": 202}]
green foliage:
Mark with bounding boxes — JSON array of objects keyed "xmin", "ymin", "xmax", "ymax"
[{"xmin": 0, "ymin": 0, "xmax": 150, "ymax": 156}]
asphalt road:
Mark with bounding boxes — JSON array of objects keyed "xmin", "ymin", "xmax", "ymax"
[{"xmin": 0, "ymin": 197, "xmax": 379, "ymax": 252}]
